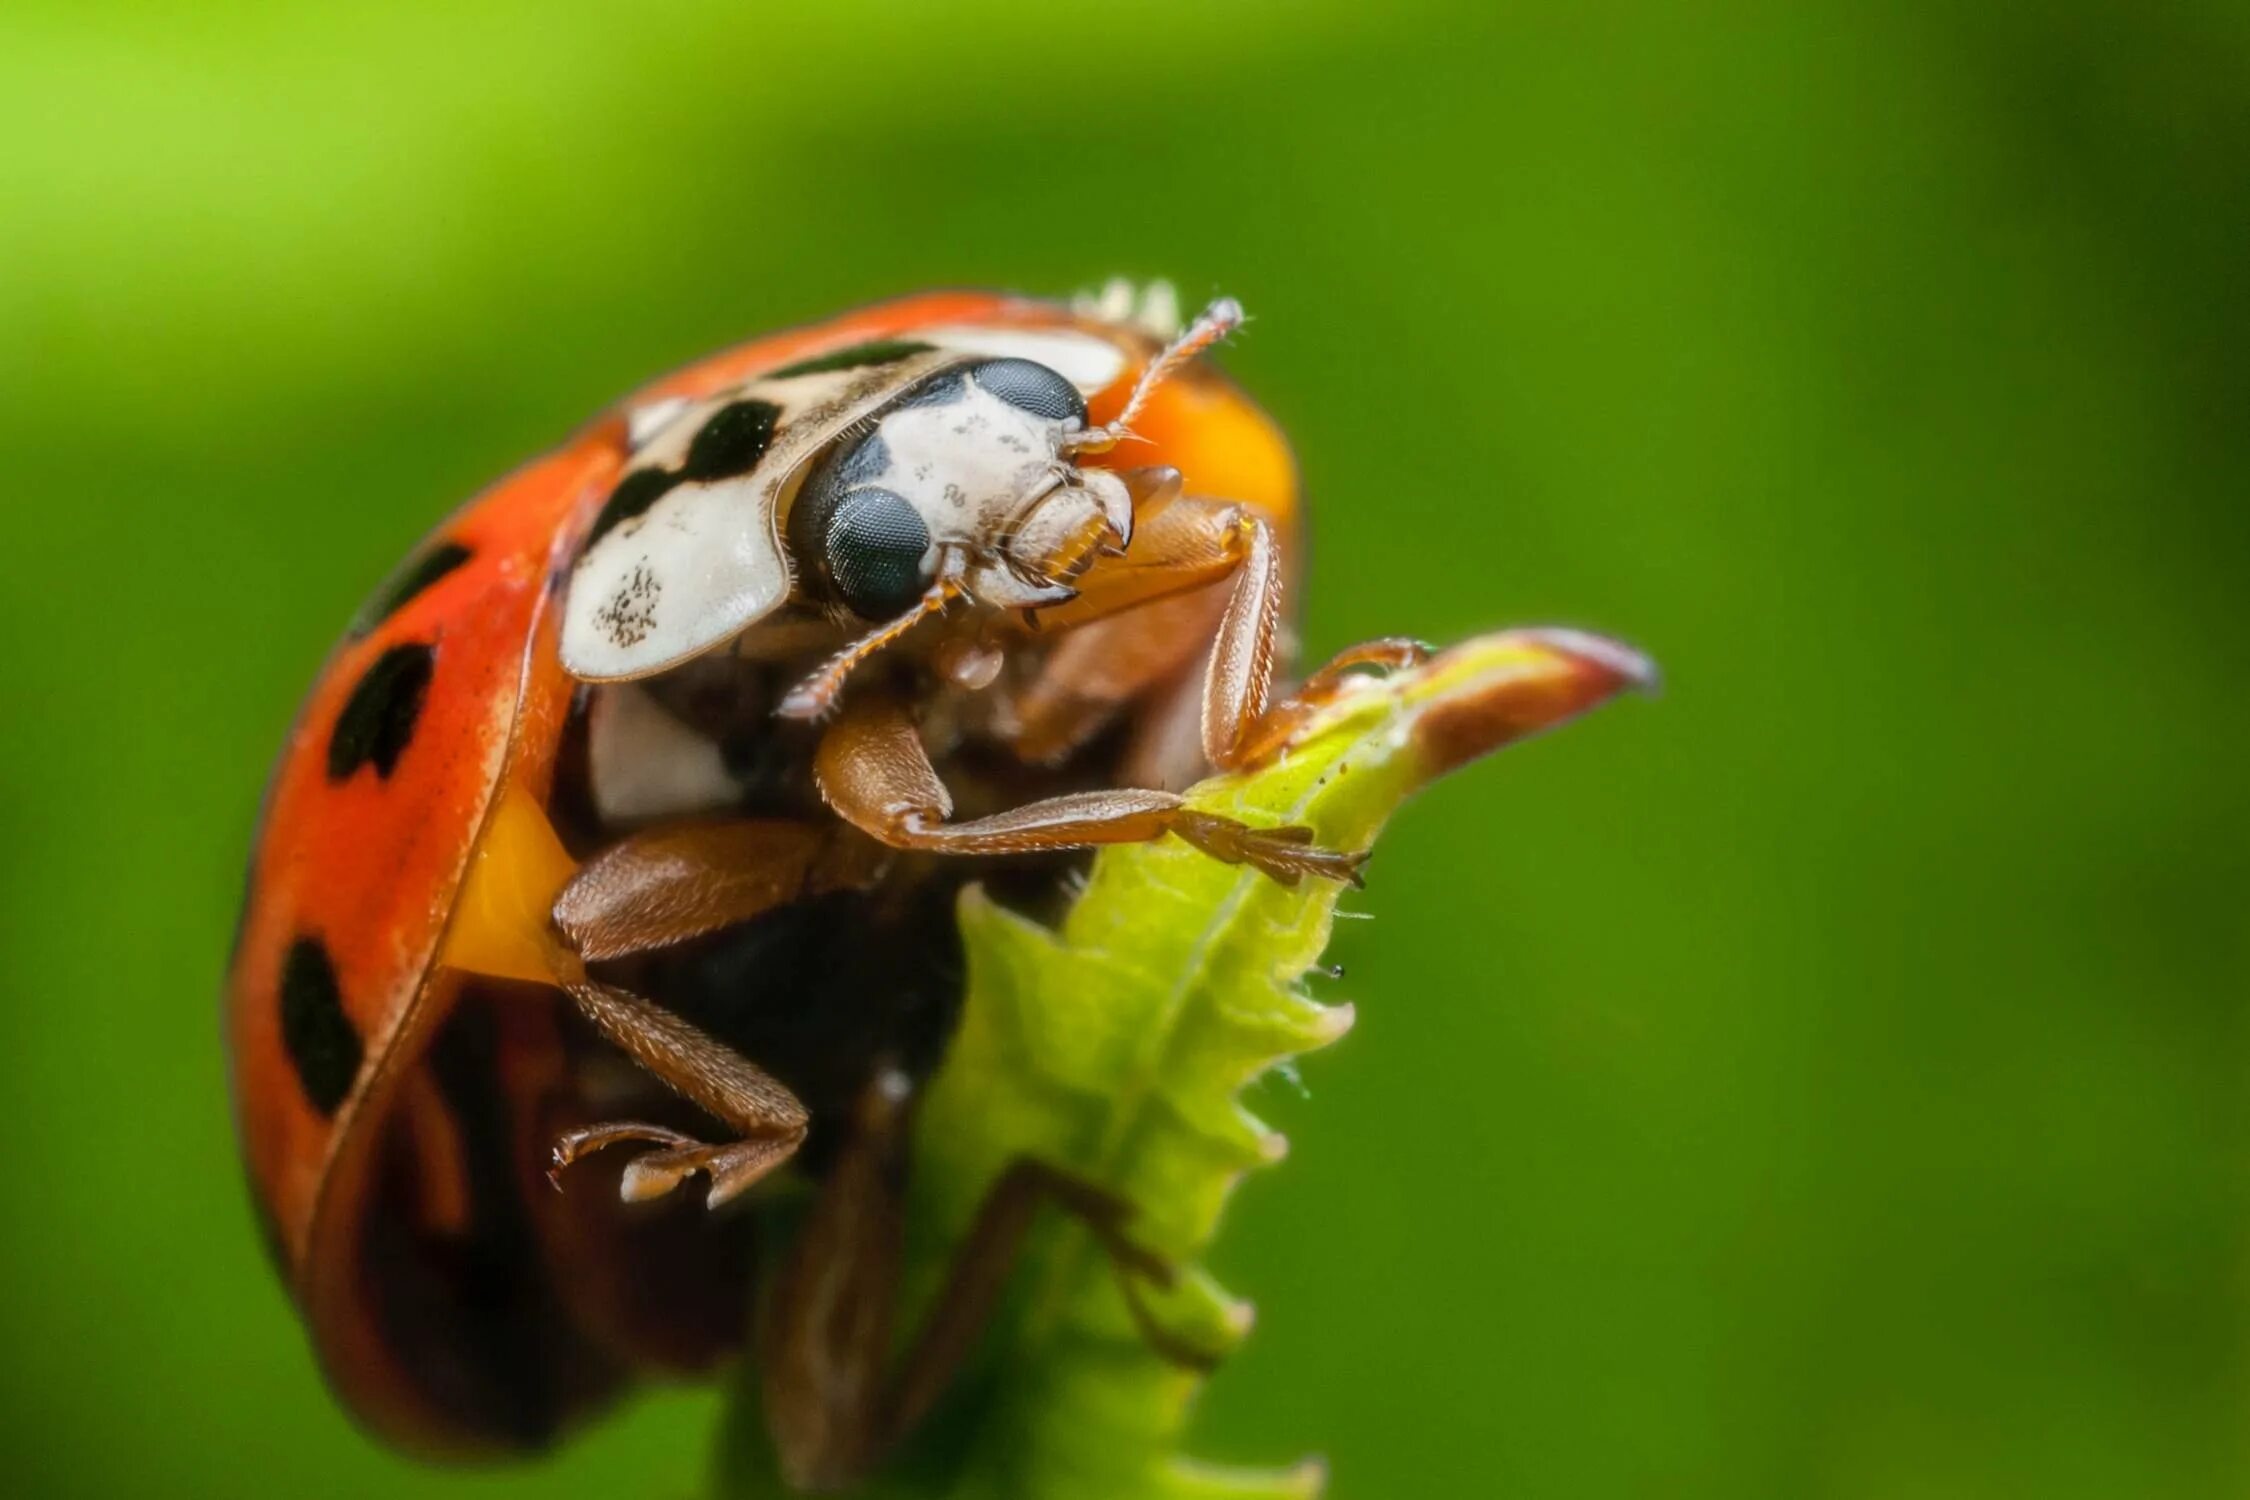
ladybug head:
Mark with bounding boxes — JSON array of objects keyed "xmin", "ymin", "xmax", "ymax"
[
  {"xmin": 785, "ymin": 355, "xmax": 1132, "ymax": 625},
  {"xmin": 777, "ymin": 299, "xmax": 1241, "ymax": 719}
]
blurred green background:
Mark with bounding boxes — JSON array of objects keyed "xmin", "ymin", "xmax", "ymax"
[{"xmin": 5, "ymin": 1, "xmax": 2247, "ymax": 1495}]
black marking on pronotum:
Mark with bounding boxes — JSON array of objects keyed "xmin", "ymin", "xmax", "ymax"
[
  {"xmin": 280, "ymin": 936, "xmax": 362, "ymax": 1115},
  {"xmin": 765, "ymin": 338, "xmax": 934, "ymax": 380},
  {"xmin": 349, "ymin": 539, "xmax": 473, "ymax": 638},
  {"xmin": 327, "ymin": 642, "xmax": 436, "ymax": 781},
  {"xmin": 584, "ymin": 467, "xmax": 676, "ymax": 551},
  {"xmin": 582, "ymin": 398, "xmax": 783, "ymax": 550},
  {"xmin": 681, "ymin": 398, "xmax": 781, "ymax": 481}
]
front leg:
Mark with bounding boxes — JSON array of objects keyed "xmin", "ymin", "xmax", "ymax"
[
  {"xmin": 1196, "ymin": 513, "xmax": 1437, "ymax": 770},
  {"xmin": 1216, "ymin": 634, "xmax": 1434, "ymax": 769},
  {"xmin": 813, "ymin": 690, "xmax": 1363, "ymax": 886},
  {"xmin": 1009, "ymin": 493, "xmax": 1289, "ymax": 769},
  {"xmin": 1026, "ymin": 496, "xmax": 1429, "ymax": 772},
  {"xmin": 1198, "ymin": 505, "xmax": 1283, "ymax": 770}
]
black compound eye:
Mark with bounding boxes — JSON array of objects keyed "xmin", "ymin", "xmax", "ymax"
[
  {"xmin": 824, "ymin": 487, "xmax": 932, "ymax": 619},
  {"xmin": 968, "ymin": 358, "xmax": 1087, "ymax": 425}
]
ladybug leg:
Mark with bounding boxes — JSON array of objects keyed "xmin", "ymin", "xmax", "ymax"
[
  {"xmin": 1002, "ymin": 588, "xmax": 1229, "ymax": 770},
  {"xmin": 550, "ymin": 1118, "xmax": 794, "ymax": 1206},
  {"xmin": 550, "ymin": 979, "xmax": 809, "ymax": 1210},
  {"xmin": 1214, "ymin": 635, "xmax": 1435, "ymax": 768},
  {"xmin": 875, "ymin": 1160, "xmax": 1221, "ymax": 1426},
  {"xmin": 1186, "ymin": 504, "xmax": 1290, "ymax": 773},
  {"xmin": 760, "ymin": 1070, "xmax": 1209, "ymax": 1491},
  {"xmin": 541, "ymin": 819, "xmax": 881, "ymax": 1209},
  {"xmin": 1016, "ymin": 497, "xmax": 1418, "ymax": 774},
  {"xmin": 550, "ymin": 817, "xmax": 878, "ymax": 962},
  {"xmin": 813, "ymin": 688, "xmax": 1365, "ymax": 887}
]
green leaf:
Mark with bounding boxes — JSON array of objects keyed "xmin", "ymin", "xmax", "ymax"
[{"xmin": 717, "ymin": 629, "xmax": 1651, "ymax": 1499}]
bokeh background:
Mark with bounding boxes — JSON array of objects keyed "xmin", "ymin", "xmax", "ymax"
[{"xmin": 5, "ymin": 2, "xmax": 2246, "ymax": 1495}]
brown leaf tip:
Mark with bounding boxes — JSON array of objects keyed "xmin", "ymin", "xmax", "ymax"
[{"xmin": 1411, "ymin": 627, "xmax": 1655, "ymax": 779}]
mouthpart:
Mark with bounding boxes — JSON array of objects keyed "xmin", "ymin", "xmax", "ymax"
[{"xmin": 974, "ymin": 468, "xmax": 1134, "ymax": 608}]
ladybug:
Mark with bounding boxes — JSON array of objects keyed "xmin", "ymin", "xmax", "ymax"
[{"xmin": 226, "ymin": 284, "xmax": 1436, "ymax": 1486}]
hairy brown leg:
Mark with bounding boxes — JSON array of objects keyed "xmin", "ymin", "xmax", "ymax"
[
  {"xmin": 543, "ymin": 819, "xmax": 881, "ymax": 1208},
  {"xmin": 1027, "ymin": 493, "xmax": 1435, "ymax": 773},
  {"xmin": 552, "ymin": 818, "xmax": 877, "ymax": 960},
  {"xmin": 549, "ymin": 980, "xmax": 809, "ymax": 1209},
  {"xmin": 881, "ymin": 1159, "xmax": 1220, "ymax": 1437},
  {"xmin": 1005, "ymin": 585, "xmax": 1230, "ymax": 766},
  {"xmin": 1198, "ymin": 505, "xmax": 1285, "ymax": 770},
  {"xmin": 1180, "ymin": 509, "xmax": 1431, "ymax": 772},
  {"xmin": 1001, "ymin": 493, "xmax": 1283, "ymax": 770},
  {"xmin": 760, "ymin": 1071, "xmax": 1207, "ymax": 1492},
  {"xmin": 813, "ymin": 689, "xmax": 1363, "ymax": 886},
  {"xmin": 1001, "ymin": 474, "xmax": 1237, "ymax": 765},
  {"xmin": 1221, "ymin": 635, "xmax": 1434, "ymax": 768}
]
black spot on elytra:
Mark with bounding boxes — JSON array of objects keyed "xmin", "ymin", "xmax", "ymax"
[
  {"xmin": 349, "ymin": 539, "xmax": 473, "ymax": 639},
  {"xmin": 681, "ymin": 398, "xmax": 780, "ymax": 482},
  {"xmin": 280, "ymin": 936, "xmax": 362, "ymax": 1115},
  {"xmin": 582, "ymin": 398, "xmax": 782, "ymax": 551},
  {"xmin": 765, "ymin": 338, "xmax": 934, "ymax": 380},
  {"xmin": 328, "ymin": 642, "xmax": 435, "ymax": 781}
]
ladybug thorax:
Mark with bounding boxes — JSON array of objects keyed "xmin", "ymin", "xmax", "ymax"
[{"xmin": 560, "ymin": 327, "xmax": 1141, "ymax": 685}]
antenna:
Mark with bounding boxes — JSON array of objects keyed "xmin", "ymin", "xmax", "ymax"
[
  {"xmin": 1066, "ymin": 296, "xmax": 1244, "ymax": 453},
  {"xmin": 776, "ymin": 573, "xmax": 965, "ymax": 721}
]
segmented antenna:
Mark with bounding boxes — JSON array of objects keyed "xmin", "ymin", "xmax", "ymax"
[
  {"xmin": 1067, "ymin": 296, "xmax": 1245, "ymax": 452},
  {"xmin": 776, "ymin": 575, "xmax": 964, "ymax": 720}
]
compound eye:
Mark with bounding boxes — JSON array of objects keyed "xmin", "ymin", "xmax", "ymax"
[
  {"xmin": 969, "ymin": 358, "xmax": 1087, "ymax": 425},
  {"xmin": 824, "ymin": 487, "xmax": 932, "ymax": 619}
]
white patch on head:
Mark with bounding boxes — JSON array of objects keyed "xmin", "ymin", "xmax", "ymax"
[
  {"xmin": 865, "ymin": 378, "xmax": 1068, "ymax": 548},
  {"xmin": 913, "ymin": 326, "xmax": 1130, "ymax": 397},
  {"xmin": 586, "ymin": 682, "xmax": 744, "ymax": 826}
]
